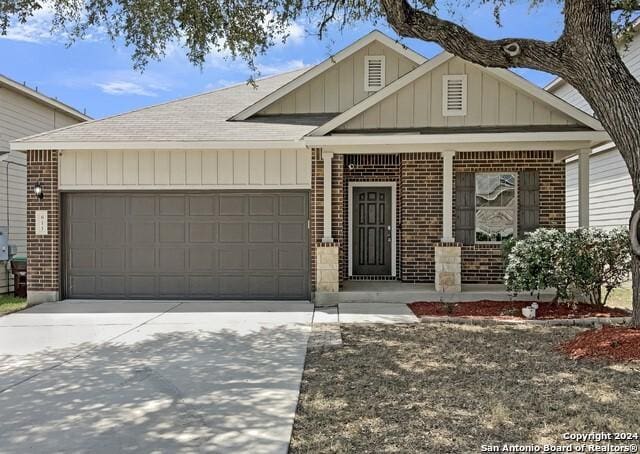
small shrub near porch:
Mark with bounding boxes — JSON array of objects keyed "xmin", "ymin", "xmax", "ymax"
[{"xmin": 504, "ymin": 227, "xmax": 631, "ymax": 306}]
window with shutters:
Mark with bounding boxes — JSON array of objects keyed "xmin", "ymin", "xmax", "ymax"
[
  {"xmin": 475, "ymin": 173, "xmax": 517, "ymax": 243},
  {"xmin": 442, "ymin": 75, "xmax": 467, "ymax": 116},
  {"xmin": 364, "ymin": 56, "xmax": 386, "ymax": 92}
]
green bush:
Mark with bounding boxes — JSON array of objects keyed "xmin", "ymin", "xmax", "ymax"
[{"xmin": 504, "ymin": 227, "xmax": 631, "ymax": 306}]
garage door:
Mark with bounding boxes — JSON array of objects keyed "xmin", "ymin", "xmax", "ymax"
[{"xmin": 63, "ymin": 192, "xmax": 309, "ymax": 300}]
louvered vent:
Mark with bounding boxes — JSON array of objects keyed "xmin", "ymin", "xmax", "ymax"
[
  {"xmin": 443, "ymin": 75, "xmax": 467, "ymax": 116},
  {"xmin": 364, "ymin": 56, "xmax": 386, "ymax": 92}
]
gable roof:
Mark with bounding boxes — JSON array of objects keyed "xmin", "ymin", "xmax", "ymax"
[
  {"xmin": 229, "ymin": 30, "xmax": 427, "ymax": 121},
  {"xmin": 310, "ymin": 52, "xmax": 604, "ymax": 136},
  {"xmin": 12, "ymin": 69, "xmax": 318, "ymax": 150},
  {"xmin": 0, "ymin": 74, "xmax": 91, "ymax": 122}
]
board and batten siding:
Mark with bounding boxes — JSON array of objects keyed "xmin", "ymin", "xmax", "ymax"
[
  {"xmin": 338, "ymin": 57, "xmax": 578, "ymax": 130},
  {"xmin": 0, "ymin": 85, "xmax": 81, "ymax": 293},
  {"xmin": 258, "ymin": 41, "xmax": 418, "ymax": 115},
  {"xmin": 58, "ymin": 149, "xmax": 312, "ymax": 189},
  {"xmin": 566, "ymin": 148, "xmax": 634, "ymax": 230},
  {"xmin": 552, "ymin": 34, "xmax": 640, "ymax": 230}
]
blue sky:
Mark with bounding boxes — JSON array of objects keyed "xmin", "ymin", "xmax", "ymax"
[{"xmin": 0, "ymin": 2, "xmax": 566, "ymax": 119}]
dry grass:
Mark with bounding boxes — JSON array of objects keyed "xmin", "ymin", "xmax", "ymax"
[
  {"xmin": 0, "ymin": 295, "xmax": 27, "ymax": 316},
  {"xmin": 290, "ymin": 323, "xmax": 640, "ymax": 453},
  {"xmin": 607, "ymin": 287, "xmax": 633, "ymax": 311}
]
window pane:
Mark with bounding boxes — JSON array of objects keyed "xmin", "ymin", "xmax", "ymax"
[
  {"xmin": 476, "ymin": 174, "xmax": 516, "ymax": 208},
  {"xmin": 475, "ymin": 208, "xmax": 515, "ymax": 242}
]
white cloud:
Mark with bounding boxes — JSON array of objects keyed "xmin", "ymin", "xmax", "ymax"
[
  {"xmin": 96, "ymin": 81, "xmax": 159, "ymax": 97},
  {"xmin": 1, "ymin": 4, "xmax": 58, "ymax": 43},
  {"xmin": 256, "ymin": 59, "xmax": 306, "ymax": 76}
]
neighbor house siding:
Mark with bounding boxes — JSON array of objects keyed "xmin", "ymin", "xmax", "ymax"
[
  {"xmin": 551, "ymin": 34, "xmax": 640, "ymax": 230},
  {"xmin": 0, "ymin": 86, "xmax": 80, "ymax": 293},
  {"xmin": 338, "ymin": 57, "xmax": 578, "ymax": 130},
  {"xmin": 58, "ymin": 149, "xmax": 312, "ymax": 189},
  {"xmin": 566, "ymin": 148, "xmax": 634, "ymax": 230},
  {"xmin": 258, "ymin": 41, "xmax": 418, "ymax": 115}
]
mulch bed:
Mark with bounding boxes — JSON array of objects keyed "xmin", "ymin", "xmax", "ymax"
[
  {"xmin": 559, "ymin": 326, "xmax": 640, "ymax": 362},
  {"xmin": 408, "ymin": 300, "xmax": 629, "ymax": 320}
]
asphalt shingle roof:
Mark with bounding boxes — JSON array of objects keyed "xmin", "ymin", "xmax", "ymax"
[{"xmin": 15, "ymin": 69, "xmax": 319, "ymax": 144}]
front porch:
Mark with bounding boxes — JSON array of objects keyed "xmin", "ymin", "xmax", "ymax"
[{"xmin": 316, "ymin": 280, "xmax": 556, "ymax": 304}]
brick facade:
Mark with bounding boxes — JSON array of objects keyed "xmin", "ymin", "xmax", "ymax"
[
  {"xmin": 310, "ymin": 149, "xmax": 566, "ymax": 290},
  {"xmin": 27, "ymin": 150, "xmax": 60, "ymax": 300}
]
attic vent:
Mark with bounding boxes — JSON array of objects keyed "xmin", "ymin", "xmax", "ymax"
[
  {"xmin": 364, "ymin": 56, "xmax": 386, "ymax": 92},
  {"xmin": 443, "ymin": 75, "xmax": 467, "ymax": 116}
]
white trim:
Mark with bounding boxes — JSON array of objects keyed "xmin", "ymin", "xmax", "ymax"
[
  {"xmin": 58, "ymin": 184, "xmax": 311, "ymax": 191},
  {"xmin": 348, "ymin": 182, "xmax": 397, "ymax": 277},
  {"xmin": 578, "ymin": 148, "xmax": 590, "ymax": 228},
  {"xmin": 364, "ymin": 55, "xmax": 386, "ymax": 92},
  {"xmin": 305, "ymin": 131, "xmax": 610, "ymax": 147},
  {"xmin": 0, "ymin": 75, "xmax": 91, "ymax": 121},
  {"xmin": 441, "ymin": 151, "xmax": 455, "ymax": 242},
  {"xmin": 442, "ymin": 75, "xmax": 467, "ymax": 117},
  {"xmin": 322, "ymin": 151, "xmax": 334, "ymax": 242},
  {"xmin": 11, "ymin": 140, "xmax": 305, "ymax": 151},
  {"xmin": 230, "ymin": 30, "xmax": 426, "ymax": 121},
  {"xmin": 310, "ymin": 52, "xmax": 455, "ymax": 136},
  {"xmin": 482, "ymin": 67, "xmax": 604, "ymax": 131}
]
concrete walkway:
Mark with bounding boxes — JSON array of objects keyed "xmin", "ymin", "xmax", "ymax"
[{"xmin": 0, "ymin": 301, "xmax": 313, "ymax": 454}]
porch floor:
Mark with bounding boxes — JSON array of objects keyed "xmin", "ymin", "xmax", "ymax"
[{"xmin": 318, "ymin": 280, "xmax": 555, "ymax": 304}]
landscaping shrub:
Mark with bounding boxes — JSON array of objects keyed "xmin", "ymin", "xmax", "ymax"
[{"xmin": 504, "ymin": 227, "xmax": 631, "ymax": 306}]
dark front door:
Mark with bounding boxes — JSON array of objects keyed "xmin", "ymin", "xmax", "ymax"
[{"xmin": 353, "ymin": 186, "xmax": 392, "ymax": 275}]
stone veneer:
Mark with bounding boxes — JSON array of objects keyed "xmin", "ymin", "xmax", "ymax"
[
  {"xmin": 316, "ymin": 245, "xmax": 339, "ymax": 293},
  {"xmin": 434, "ymin": 245, "xmax": 462, "ymax": 293}
]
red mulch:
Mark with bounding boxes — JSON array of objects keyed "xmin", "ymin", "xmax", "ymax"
[
  {"xmin": 408, "ymin": 300, "xmax": 629, "ymax": 320},
  {"xmin": 559, "ymin": 326, "xmax": 640, "ymax": 362}
]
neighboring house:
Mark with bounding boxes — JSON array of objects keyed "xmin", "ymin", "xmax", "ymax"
[
  {"xmin": 12, "ymin": 31, "xmax": 608, "ymax": 304},
  {"xmin": 0, "ymin": 75, "xmax": 89, "ymax": 294},
  {"xmin": 547, "ymin": 20, "xmax": 639, "ymax": 230}
]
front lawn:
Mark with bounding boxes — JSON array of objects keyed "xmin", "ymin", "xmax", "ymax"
[
  {"xmin": 608, "ymin": 287, "xmax": 633, "ymax": 311},
  {"xmin": 290, "ymin": 323, "xmax": 640, "ymax": 453},
  {"xmin": 0, "ymin": 295, "xmax": 27, "ymax": 315}
]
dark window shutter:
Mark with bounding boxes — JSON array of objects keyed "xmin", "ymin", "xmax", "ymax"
[
  {"xmin": 455, "ymin": 172, "xmax": 475, "ymax": 244},
  {"xmin": 519, "ymin": 170, "xmax": 540, "ymax": 238}
]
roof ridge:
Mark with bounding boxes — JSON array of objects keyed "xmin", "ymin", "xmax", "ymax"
[{"xmin": 14, "ymin": 68, "xmax": 309, "ymax": 144}]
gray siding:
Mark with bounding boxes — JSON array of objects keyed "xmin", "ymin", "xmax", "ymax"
[
  {"xmin": 553, "ymin": 35, "xmax": 640, "ymax": 230},
  {"xmin": 0, "ymin": 85, "xmax": 82, "ymax": 292},
  {"xmin": 566, "ymin": 148, "xmax": 634, "ymax": 230}
]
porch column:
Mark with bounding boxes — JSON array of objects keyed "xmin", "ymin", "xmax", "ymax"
[
  {"xmin": 441, "ymin": 151, "xmax": 455, "ymax": 242},
  {"xmin": 322, "ymin": 151, "xmax": 334, "ymax": 242},
  {"xmin": 578, "ymin": 148, "xmax": 590, "ymax": 228}
]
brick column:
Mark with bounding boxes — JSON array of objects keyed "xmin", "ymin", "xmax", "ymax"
[{"xmin": 27, "ymin": 150, "xmax": 60, "ymax": 304}]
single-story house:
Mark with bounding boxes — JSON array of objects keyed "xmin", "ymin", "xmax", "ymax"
[
  {"xmin": 547, "ymin": 17, "xmax": 639, "ymax": 231},
  {"xmin": 0, "ymin": 75, "xmax": 89, "ymax": 294},
  {"xmin": 11, "ymin": 31, "xmax": 609, "ymax": 304}
]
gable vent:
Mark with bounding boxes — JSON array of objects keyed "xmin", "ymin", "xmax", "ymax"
[
  {"xmin": 364, "ymin": 56, "xmax": 386, "ymax": 92},
  {"xmin": 443, "ymin": 75, "xmax": 467, "ymax": 116}
]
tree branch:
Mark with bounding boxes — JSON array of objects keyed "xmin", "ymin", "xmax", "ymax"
[
  {"xmin": 610, "ymin": 0, "xmax": 640, "ymax": 10},
  {"xmin": 379, "ymin": 0, "xmax": 567, "ymax": 75}
]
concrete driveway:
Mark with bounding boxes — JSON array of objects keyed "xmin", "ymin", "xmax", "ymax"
[{"xmin": 0, "ymin": 301, "xmax": 313, "ymax": 454}]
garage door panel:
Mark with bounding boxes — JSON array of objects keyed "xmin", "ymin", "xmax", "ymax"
[
  {"xmin": 219, "ymin": 223, "xmax": 245, "ymax": 242},
  {"xmin": 279, "ymin": 223, "xmax": 305, "ymax": 242},
  {"xmin": 218, "ymin": 248, "xmax": 246, "ymax": 270},
  {"xmin": 249, "ymin": 223, "xmax": 276, "ymax": 242},
  {"xmin": 249, "ymin": 196, "xmax": 275, "ymax": 215},
  {"xmin": 129, "ymin": 248, "xmax": 156, "ymax": 270},
  {"xmin": 64, "ymin": 192, "xmax": 308, "ymax": 300},
  {"xmin": 130, "ymin": 196, "xmax": 156, "ymax": 215},
  {"xmin": 219, "ymin": 195, "xmax": 246, "ymax": 215},
  {"xmin": 159, "ymin": 222, "xmax": 186, "ymax": 242},
  {"xmin": 130, "ymin": 222, "xmax": 156, "ymax": 243},
  {"xmin": 100, "ymin": 249, "xmax": 126, "ymax": 270}
]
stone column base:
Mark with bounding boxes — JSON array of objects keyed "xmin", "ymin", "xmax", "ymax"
[
  {"xmin": 316, "ymin": 245, "xmax": 339, "ymax": 294},
  {"xmin": 27, "ymin": 290, "xmax": 60, "ymax": 305},
  {"xmin": 435, "ymin": 245, "xmax": 461, "ymax": 293}
]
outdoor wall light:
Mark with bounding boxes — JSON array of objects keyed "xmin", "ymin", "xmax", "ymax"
[{"xmin": 33, "ymin": 181, "xmax": 44, "ymax": 200}]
